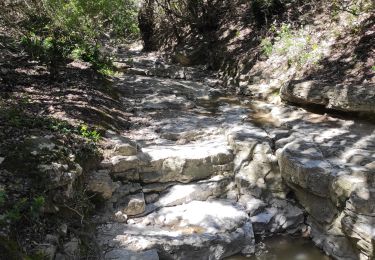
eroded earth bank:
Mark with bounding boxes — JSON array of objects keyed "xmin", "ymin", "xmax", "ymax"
[{"xmin": 86, "ymin": 49, "xmax": 375, "ymax": 260}]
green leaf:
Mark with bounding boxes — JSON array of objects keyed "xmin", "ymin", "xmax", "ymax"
[{"xmin": 0, "ymin": 191, "xmax": 6, "ymax": 206}]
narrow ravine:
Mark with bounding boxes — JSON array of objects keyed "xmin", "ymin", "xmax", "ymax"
[{"xmin": 87, "ymin": 47, "xmax": 375, "ymax": 260}]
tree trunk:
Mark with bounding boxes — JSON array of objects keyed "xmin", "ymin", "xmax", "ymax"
[{"xmin": 138, "ymin": 0, "xmax": 157, "ymax": 52}]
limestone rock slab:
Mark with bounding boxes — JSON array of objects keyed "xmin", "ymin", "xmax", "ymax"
[
  {"xmin": 98, "ymin": 200, "xmax": 255, "ymax": 260},
  {"xmin": 105, "ymin": 249, "xmax": 159, "ymax": 260},
  {"xmin": 140, "ymin": 138, "xmax": 234, "ymax": 183},
  {"xmin": 281, "ymin": 81, "xmax": 375, "ymax": 114}
]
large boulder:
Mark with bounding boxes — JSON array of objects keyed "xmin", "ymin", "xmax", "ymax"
[{"xmin": 277, "ymin": 140, "xmax": 334, "ymax": 197}]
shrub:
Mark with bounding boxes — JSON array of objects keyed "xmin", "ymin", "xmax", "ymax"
[
  {"xmin": 2, "ymin": 0, "xmax": 140, "ymax": 76},
  {"xmin": 260, "ymin": 37, "xmax": 273, "ymax": 56},
  {"xmin": 80, "ymin": 125, "xmax": 101, "ymax": 142},
  {"xmin": 261, "ymin": 23, "xmax": 324, "ymax": 67}
]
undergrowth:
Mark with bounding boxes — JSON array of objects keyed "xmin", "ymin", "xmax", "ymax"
[
  {"xmin": 261, "ymin": 23, "xmax": 324, "ymax": 68},
  {"xmin": 0, "ymin": 95, "xmax": 102, "ymax": 258}
]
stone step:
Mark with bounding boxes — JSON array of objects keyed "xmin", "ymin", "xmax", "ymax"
[
  {"xmin": 150, "ymin": 175, "xmax": 233, "ymax": 208},
  {"xmin": 139, "ymin": 138, "xmax": 234, "ymax": 184},
  {"xmin": 101, "ymin": 136, "xmax": 235, "ymax": 184},
  {"xmin": 125, "ymin": 64, "xmax": 207, "ymax": 80},
  {"xmin": 97, "ymin": 200, "xmax": 255, "ymax": 260},
  {"xmin": 104, "ymin": 249, "xmax": 159, "ymax": 260}
]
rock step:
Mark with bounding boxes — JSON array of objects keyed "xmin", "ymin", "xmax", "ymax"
[
  {"xmin": 101, "ymin": 136, "xmax": 234, "ymax": 184},
  {"xmin": 126, "ymin": 65, "xmax": 206, "ymax": 80},
  {"xmin": 97, "ymin": 200, "xmax": 255, "ymax": 260},
  {"xmin": 105, "ymin": 249, "xmax": 159, "ymax": 260}
]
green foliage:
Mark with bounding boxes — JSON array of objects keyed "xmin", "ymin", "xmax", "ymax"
[
  {"xmin": 80, "ymin": 125, "xmax": 101, "ymax": 142},
  {"xmin": 49, "ymin": 120, "xmax": 73, "ymax": 134},
  {"xmin": 0, "ymin": 237, "xmax": 25, "ymax": 260},
  {"xmin": 0, "ymin": 196, "xmax": 27, "ymax": 225},
  {"xmin": 371, "ymin": 66, "xmax": 375, "ymax": 72},
  {"xmin": 260, "ymin": 38, "xmax": 273, "ymax": 56},
  {"xmin": 262, "ymin": 23, "xmax": 323, "ymax": 67},
  {"xmin": 331, "ymin": 0, "xmax": 374, "ymax": 16},
  {"xmin": 0, "ymin": 194, "xmax": 44, "ymax": 228},
  {"xmin": 98, "ymin": 67, "xmax": 119, "ymax": 77},
  {"xmin": 46, "ymin": 118, "xmax": 102, "ymax": 143},
  {"xmin": 5, "ymin": 0, "xmax": 140, "ymax": 75},
  {"xmin": 70, "ymin": 44, "xmax": 117, "ymax": 75},
  {"xmin": 1, "ymin": 96, "xmax": 101, "ymax": 142},
  {"xmin": 30, "ymin": 196, "xmax": 45, "ymax": 220}
]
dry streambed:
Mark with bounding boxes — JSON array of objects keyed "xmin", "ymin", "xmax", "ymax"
[{"xmin": 87, "ymin": 50, "xmax": 375, "ymax": 260}]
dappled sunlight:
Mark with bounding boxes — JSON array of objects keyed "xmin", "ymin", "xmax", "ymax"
[
  {"xmin": 98, "ymin": 200, "xmax": 253, "ymax": 257},
  {"xmin": 1, "ymin": 0, "xmax": 374, "ymax": 259}
]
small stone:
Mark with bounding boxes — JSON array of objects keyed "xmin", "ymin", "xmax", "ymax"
[
  {"xmin": 114, "ymin": 143, "xmax": 138, "ymax": 156},
  {"xmin": 59, "ymin": 224, "xmax": 68, "ymax": 236},
  {"xmin": 111, "ymin": 183, "xmax": 142, "ymax": 202},
  {"xmin": 105, "ymin": 131, "xmax": 139, "ymax": 156},
  {"xmin": 63, "ymin": 238, "xmax": 80, "ymax": 258},
  {"xmin": 119, "ymin": 193, "xmax": 146, "ymax": 216},
  {"xmin": 114, "ymin": 211, "xmax": 128, "ymax": 223},
  {"xmin": 36, "ymin": 244, "xmax": 56, "ymax": 260},
  {"xmin": 250, "ymin": 208, "xmax": 277, "ymax": 233},
  {"xmin": 145, "ymin": 193, "xmax": 159, "ymax": 204},
  {"xmin": 238, "ymin": 195, "xmax": 267, "ymax": 216},
  {"xmin": 113, "ymin": 62, "xmax": 130, "ymax": 71},
  {"xmin": 100, "ymin": 160, "xmax": 112, "ymax": 169},
  {"xmin": 45, "ymin": 234, "xmax": 59, "ymax": 245},
  {"xmin": 87, "ymin": 170, "xmax": 116, "ymax": 199},
  {"xmin": 111, "ymin": 155, "xmax": 143, "ymax": 173},
  {"xmin": 0, "ymin": 157, "xmax": 4, "ymax": 165},
  {"xmin": 226, "ymin": 189, "xmax": 239, "ymax": 200}
]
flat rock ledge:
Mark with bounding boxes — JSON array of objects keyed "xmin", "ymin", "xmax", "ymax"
[
  {"xmin": 281, "ymin": 80, "xmax": 375, "ymax": 114},
  {"xmin": 98, "ymin": 200, "xmax": 255, "ymax": 260}
]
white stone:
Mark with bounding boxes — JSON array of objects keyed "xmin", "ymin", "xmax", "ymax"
[{"xmin": 98, "ymin": 200, "xmax": 255, "ymax": 259}]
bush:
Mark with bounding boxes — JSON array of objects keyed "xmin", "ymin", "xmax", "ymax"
[
  {"xmin": 331, "ymin": 0, "xmax": 374, "ymax": 16},
  {"xmin": 1, "ymin": 0, "xmax": 140, "ymax": 76},
  {"xmin": 260, "ymin": 22, "xmax": 324, "ymax": 68}
]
